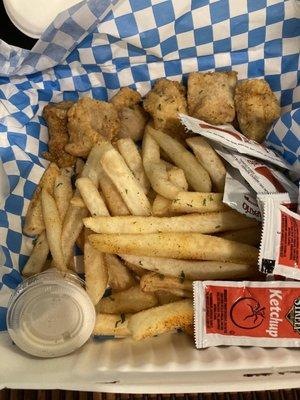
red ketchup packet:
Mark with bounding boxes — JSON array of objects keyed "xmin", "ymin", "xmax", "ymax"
[
  {"xmin": 194, "ymin": 280, "xmax": 300, "ymax": 348},
  {"xmin": 259, "ymin": 196, "xmax": 300, "ymax": 278},
  {"xmin": 180, "ymin": 115, "xmax": 295, "ymax": 171}
]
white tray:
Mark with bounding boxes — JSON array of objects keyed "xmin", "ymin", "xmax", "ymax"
[{"xmin": 1, "ymin": 332, "xmax": 300, "ymax": 393}]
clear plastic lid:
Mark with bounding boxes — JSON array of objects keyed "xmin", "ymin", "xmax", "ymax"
[{"xmin": 6, "ymin": 269, "xmax": 95, "ymax": 358}]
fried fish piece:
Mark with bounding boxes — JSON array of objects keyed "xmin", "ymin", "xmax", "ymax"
[
  {"xmin": 65, "ymin": 97, "xmax": 120, "ymax": 157},
  {"xmin": 187, "ymin": 71, "xmax": 237, "ymax": 125},
  {"xmin": 111, "ymin": 87, "xmax": 148, "ymax": 142},
  {"xmin": 234, "ymin": 79, "xmax": 281, "ymax": 143},
  {"xmin": 42, "ymin": 101, "xmax": 76, "ymax": 168},
  {"xmin": 143, "ymin": 79, "xmax": 188, "ymax": 141}
]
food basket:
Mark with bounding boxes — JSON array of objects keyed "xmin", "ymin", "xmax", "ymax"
[{"xmin": 0, "ymin": 0, "xmax": 299, "ymax": 393}]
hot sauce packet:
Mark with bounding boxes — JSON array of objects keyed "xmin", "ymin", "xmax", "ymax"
[
  {"xmin": 180, "ymin": 115, "xmax": 295, "ymax": 171},
  {"xmin": 259, "ymin": 197, "xmax": 300, "ymax": 278},
  {"xmin": 194, "ymin": 280, "xmax": 300, "ymax": 348}
]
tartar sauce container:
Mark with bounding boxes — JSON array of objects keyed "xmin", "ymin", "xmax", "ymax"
[{"xmin": 6, "ymin": 269, "xmax": 95, "ymax": 358}]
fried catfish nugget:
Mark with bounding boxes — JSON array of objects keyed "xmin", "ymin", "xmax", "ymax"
[
  {"xmin": 143, "ymin": 79, "xmax": 188, "ymax": 140},
  {"xmin": 66, "ymin": 97, "xmax": 120, "ymax": 157},
  {"xmin": 42, "ymin": 101, "xmax": 76, "ymax": 168},
  {"xmin": 111, "ymin": 87, "xmax": 148, "ymax": 142},
  {"xmin": 234, "ymin": 79, "xmax": 281, "ymax": 143},
  {"xmin": 188, "ymin": 71, "xmax": 237, "ymax": 125}
]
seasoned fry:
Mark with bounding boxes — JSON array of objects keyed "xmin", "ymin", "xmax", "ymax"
[
  {"xmin": 120, "ymin": 254, "xmax": 258, "ymax": 280},
  {"xmin": 218, "ymin": 226, "xmax": 261, "ymax": 247},
  {"xmin": 160, "ymin": 288, "xmax": 193, "ymax": 298},
  {"xmin": 22, "ymin": 232, "xmax": 49, "ymax": 276},
  {"xmin": 123, "ymin": 260, "xmax": 148, "ymax": 277},
  {"xmin": 41, "ymin": 189, "xmax": 67, "ymax": 271},
  {"xmin": 96, "ymin": 286, "xmax": 158, "ymax": 314},
  {"xmin": 100, "ymin": 144, "xmax": 151, "ymax": 216},
  {"xmin": 167, "ymin": 168, "xmax": 188, "ymax": 191},
  {"xmin": 84, "ymin": 240, "xmax": 108, "ymax": 305},
  {"xmin": 76, "ymin": 177, "xmax": 109, "ymax": 217},
  {"xmin": 70, "ymin": 196, "xmax": 86, "ymax": 208},
  {"xmin": 170, "ymin": 192, "xmax": 227, "ymax": 213},
  {"xmin": 54, "ymin": 170, "xmax": 73, "ymax": 222},
  {"xmin": 147, "ymin": 125, "xmax": 211, "ymax": 192},
  {"xmin": 75, "ymin": 158, "xmax": 85, "ymax": 176},
  {"xmin": 84, "ymin": 210, "xmax": 256, "ymax": 235},
  {"xmin": 24, "ymin": 163, "xmax": 60, "ymax": 236},
  {"xmin": 140, "ymin": 272, "xmax": 193, "ymax": 293},
  {"xmin": 128, "ymin": 299, "xmax": 193, "ymax": 340},
  {"xmin": 105, "ymin": 254, "xmax": 136, "ymax": 292},
  {"xmin": 89, "ymin": 232, "xmax": 259, "ymax": 264},
  {"xmin": 156, "ymin": 291, "xmax": 182, "ymax": 305},
  {"xmin": 186, "ymin": 136, "xmax": 226, "ymax": 192},
  {"xmin": 98, "ymin": 165, "xmax": 130, "ymax": 216},
  {"xmin": 117, "ymin": 138, "xmax": 150, "ymax": 194},
  {"xmin": 93, "ymin": 313, "xmax": 131, "ymax": 337},
  {"xmin": 81, "ymin": 142, "xmax": 112, "ymax": 186},
  {"xmin": 142, "ymin": 131, "xmax": 182, "ymax": 200},
  {"xmin": 152, "ymin": 166, "xmax": 187, "ymax": 216},
  {"xmin": 61, "ymin": 204, "xmax": 89, "ymax": 265}
]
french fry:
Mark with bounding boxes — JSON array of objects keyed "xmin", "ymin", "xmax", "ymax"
[
  {"xmin": 170, "ymin": 192, "xmax": 228, "ymax": 213},
  {"xmin": 23, "ymin": 163, "xmax": 59, "ymax": 236},
  {"xmin": 183, "ymin": 324, "xmax": 194, "ymax": 337},
  {"xmin": 70, "ymin": 196, "xmax": 86, "ymax": 208},
  {"xmin": 96, "ymin": 286, "xmax": 158, "ymax": 314},
  {"xmin": 123, "ymin": 260, "xmax": 148, "ymax": 277},
  {"xmin": 142, "ymin": 131, "xmax": 182, "ymax": 200},
  {"xmin": 61, "ymin": 204, "xmax": 89, "ymax": 265},
  {"xmin": 167, "ymin": 168, "xmax": 188, "ymax": 191},
  {"xmin": 83, "ymin": 211, "xmax": 257, "ymax": 235},
  {"xmin": 128, "ymin": 299, "xmax": 193, "ymax": 340},
  {"xmin": 80, "ymin": 142, "xmax": 112, "ymax": 185},
  {"xmin": 117, "ymin": 138, "xmax": 150, "ymax": 194},
  {"xmin": 41, "ymin": 188, "xmax": 67, "ymax": 271},
  {"xmin": 54, "ymin": 169, "xmax": 73, "ymax": 222},
  {"xmin": 84, "ymin": 240, "xmax": 108, "ymax": 305},
  {"xmin": 218, "ymin": 226, "xmax": 261, "ymax": 246},
  {"xmin": 152, "ymin": 167, "xmax": 187, "ymax": 216},
  {"xmin": 105, "ymin": 254, "xmax": 136, "ymax": 291},
  {"xmin": 98, "ymin": 165, "xmax": 130, "ymax": 216},
  {"xmin": 186, "ymin": 136, "xmax": 226, "ymax": 192},
  {"xmin": 93, "ymin": 313, "xmax": 131, "ymax": 337},
  {"xmin": 160, "ymin": 288, "xmax": 193, "ymax": 298},
  {"xmin": 147, "ymin": 125, "xmax": 212, "ymax": 192},
  {"xmin": 75, "ymin": 158, "xmax": 85, "ymax": 176},
  {"xmin": 156, "ymin": 291, "xmax": 183, "ymax": 305},
  {"xmin": 76, "ymin": 177, "xmax": 109, "ymax": 217},
  {"xmin": 89, "ymin": 232, "xmax": 259, "ymax": 264},
  {"xmin": 22, "ymin": 232, "xmax": 49, "ymax": 276},
  {"xmin": 120, "ymin": 254, "xmax": 258, "ymax": 280},
  {"xmin": 140, "ymin": 272, "xmax": 193, "ymax": 293},
  {"xmin": 100, "ymin": 144, "xmax": 151, "ymax": 216}
]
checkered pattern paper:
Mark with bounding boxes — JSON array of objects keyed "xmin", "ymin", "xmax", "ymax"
[{"xmin": 0, "ymin": 0, "xmax": 299, "ymax": 330}]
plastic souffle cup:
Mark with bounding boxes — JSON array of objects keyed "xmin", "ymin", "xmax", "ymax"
[{"xmin": 6, "ymin": 268, "xmax": 96, "ymax": 358}]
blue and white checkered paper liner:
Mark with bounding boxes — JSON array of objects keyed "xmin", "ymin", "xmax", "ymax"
[{"xmin": 0, "ymin": 0, "xmax": 299, "ymax": 330}]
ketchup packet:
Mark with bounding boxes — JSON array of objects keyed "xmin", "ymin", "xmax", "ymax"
[
  {"xmin": 223, "ymin": 166, "xmax": 261, "ymax": 221},
  {"xmin": 259, "ymin": 197, "xmax": 300, "ymax": 278},
  {"xmin": 180, "ymin": 115, "xmax": 294, "ymax": 171},
  {"xmin": 215, "ymin": 145, "xmax": 298, "ymax": 197},
  {"xmin": 194, "ymin": 280, "xmax": 300, "ymax": 348}
]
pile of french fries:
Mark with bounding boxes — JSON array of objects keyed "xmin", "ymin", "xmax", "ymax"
[{"xmin": 22, "ymin": 124, "xmax": 260, "ymax": 341}]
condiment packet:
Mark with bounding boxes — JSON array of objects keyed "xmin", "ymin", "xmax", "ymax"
[
  {"xmin": 180, "ymin": 115, "xmax": 295, "ymax": 171},
  {"xmin": 259, "ymin": 197, "xmax": 300, "ymax": 278},
  {"xmin": 194, "ymin": 280, "xmax": 300, "ymax": 348},
  {"xmin": 223, "ymin": 165, "xmax": 261, "ymax": 221},
  {"xmin": 215, "ymin": 145, "xmax": 298, "ymax": 197}
]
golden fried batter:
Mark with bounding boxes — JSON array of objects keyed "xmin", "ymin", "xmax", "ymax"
[
  {"xmin": 111, "ymin": 87, "xmax": 148, "ymax": 141},
  {"xmin": 234, "ymin": 79, "xmax": 281, "ymax": 143},
  {"xmin": 187, "ymin": 71, "xmax": 237, "ymax": 125},
  {"xmin": 42, "ymin": 101, "xmax": 76, "ymax": 168},
  {"xmin": 143, "ymin": 79, "xmax": 188, "ymax": 140},
  {"xmin": 65, "ymin": 97, "xmax": 120, "ymax": 157}
]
